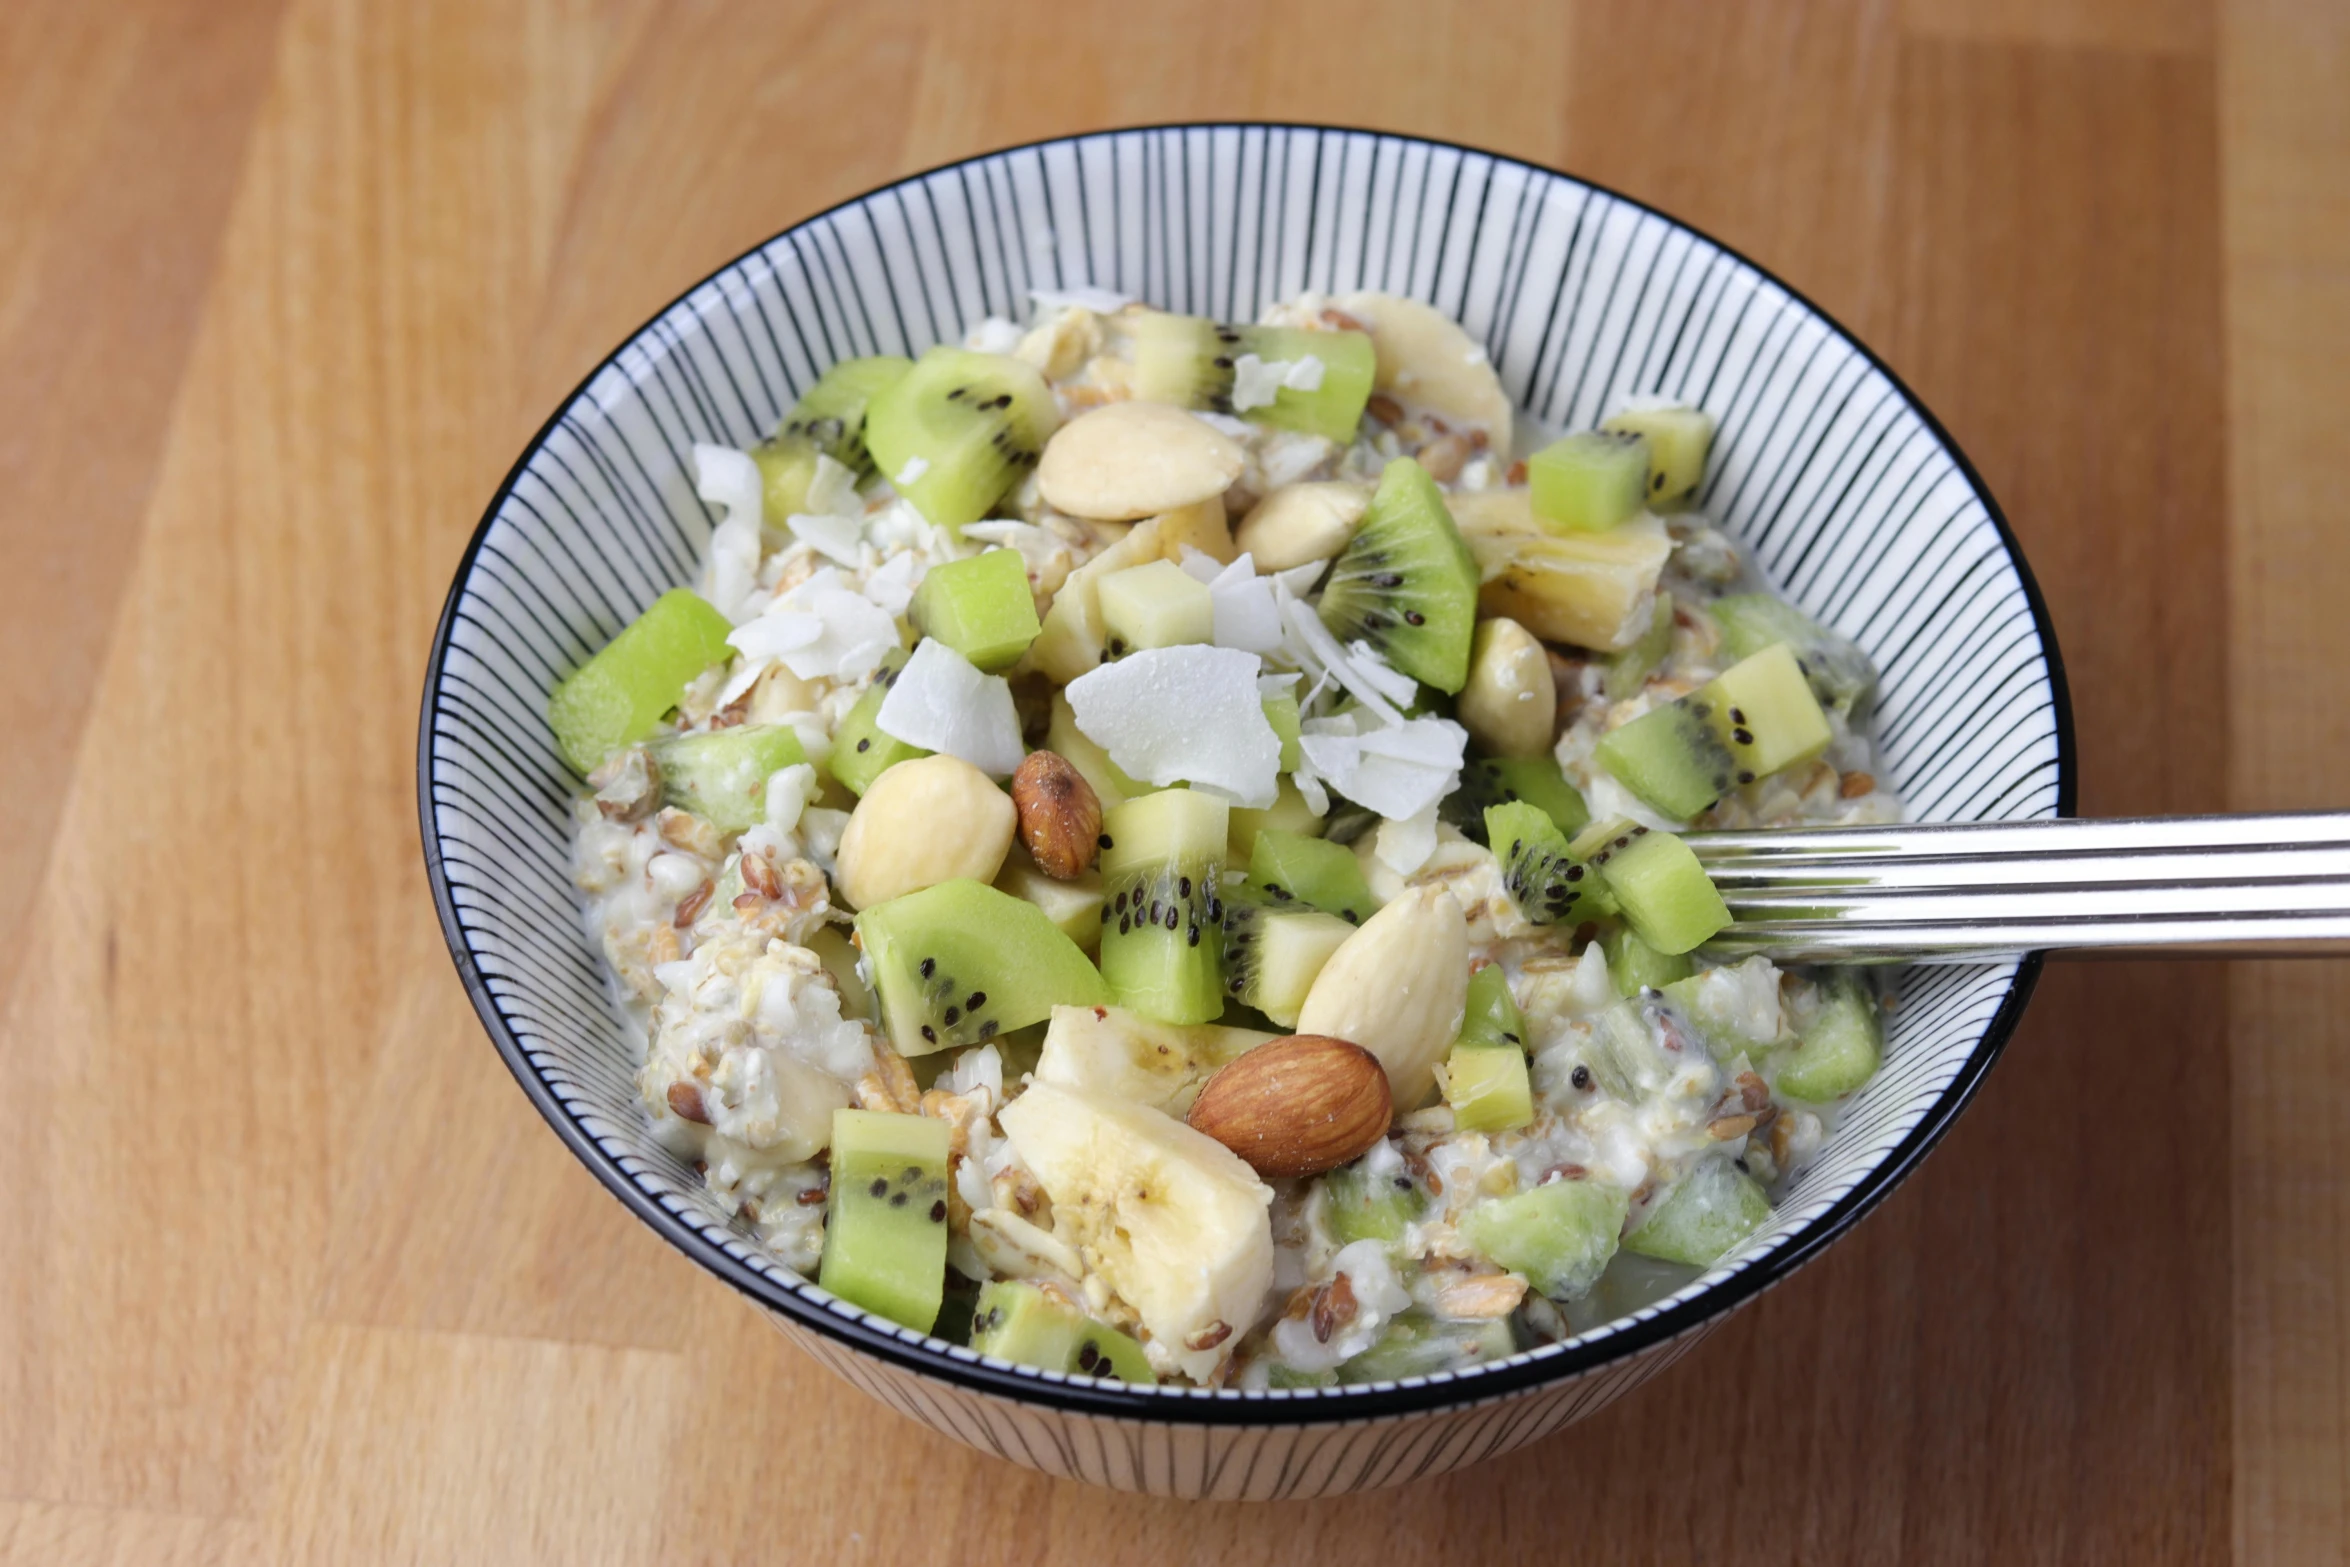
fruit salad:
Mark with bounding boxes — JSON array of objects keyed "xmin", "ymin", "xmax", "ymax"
[{"xmin": 559, "ymin": 287, "xmax": 1900, "ymax": 1389}]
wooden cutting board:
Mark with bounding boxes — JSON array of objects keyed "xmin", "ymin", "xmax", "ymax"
[{"xmin": 1, "ymin": 1, "xmax": 2341, "ymax": 1561}]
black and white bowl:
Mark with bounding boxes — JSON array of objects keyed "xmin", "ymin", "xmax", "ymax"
[{"xmin": 419, "ymin": 125, "xmax": 2073, "ymax": 1499}]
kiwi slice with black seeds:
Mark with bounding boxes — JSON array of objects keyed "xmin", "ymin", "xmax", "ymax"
[
  {"xmin": 1485, "ymin": 800, "xmax": 1610, "ymax": 927},
  {"xmin": 1098, "ymin": 788, "xmax": 1229, "ymax": 1026},
  {"xmin": 1127, "ymin": 312, "xmax": 1377, "ymax": 442},
  {"xmin": 1317, "ymin": 457, "xmax": 1481, "ymax": 693},
  {"xmin": 1440, "ymin": 755, "xmax": 1591, "ymax": 847},
  {"xmin": 854, "ymin": 878, "xmax": 1109, "ymax": 1056},
  {"xmin": 864, "ymin": 346, "xmax": 1059, "ymax": 530}
]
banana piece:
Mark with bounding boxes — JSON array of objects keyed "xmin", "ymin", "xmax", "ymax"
[
  {"xmin": 1449, "ymin": 489, "xmax": 1671, "ymax": 652},
  {"xmin": 1036, "ymin": 1004, "xmax": 1274, "ymax": 1114},
  {"xmin": 1337, "ymin": 291, "xmax": 1514, "ymax": 461},
  {"xmin": 1296, "ymin": 883, "xmax": 1469, "ymax": 1108},
  {"xmin": 1234, "ymin": 481, "xmax": 1371, "ymax": 572},
  {"xmin": 997, "ymin": 1081, "xmax": 1274, "ymax": 1381}
]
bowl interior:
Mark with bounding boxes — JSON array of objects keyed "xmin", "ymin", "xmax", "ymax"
[{"xmin": 421, "ymin": 125, "xmax": 2068, "ymax": 1418}]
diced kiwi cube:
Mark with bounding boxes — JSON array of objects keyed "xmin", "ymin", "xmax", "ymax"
[
  {"xmin": 1227, "ymin": 777, "xmax": 1321, "ymax": 864},
  {"xmin": 1444, "ymin": 1045, "xmax": 1533, "ymax": 1133},
  {"xmin": 856, "ymin": 878, "xmax": 1110, "ymax": 1056},
  {"xmin": 1097, "ymin": 559, "xmax": 1214, "ymax": 653},
  {"xmin": 1585, "ymin": 827, "xmax": 1730, "ymax": 957},
  {"xmin": 969, "ymin": 1280, "xmax": 1155, "ymax": 1384},
  {"xmin": 1098, "ymin": 788, "xmax": 1229, "ymax": 1025},
  {"xmin": 1339, "ymin": 1312, "xmax": 1516, "ymax": 1382},
  {"xmin": 1456, "ymin": 962, "xmax": 1528, "ymax": 1054},
  {"xmin": 1595, "ymin": 642, "xmax": 1833, "ymax": 819},
  {"xmin": 1710, "ymin": 594, "xmax": 1877, "ymax": 716},
  {"xmin": 1460, "ymin": 1177, "xmax": 1629, "ymax": 1300},
  {"xmin": 1485, "ymin": 800, "xmax": 1609, "ymax": 927},
  {"xmin": 1220, "ymin": 894, "xmax": 1353, "ymax": 1028},
  {"xmin": 819, "ymin": 1109, "xmax": 952, "ymax": 1332},
  {"xmin": 776, "ymin": 354, "xmax": 915, "ymax": 477},
  {"xmin": 1772, "ymin": 973, "xmax": 1882, "ymax": 1101},
  {"xmin": 1267, "ymin": 1365, "xmax": 1339, "ymax": 1391},
  {"xmin": 1600, "ymin": 402, "xmax": 1715, "ymax": 506},
  {"xmin": 1528, "ymin": 431, "xmax": 1651, "ymax": 534},
  {"xmin": 649, "ymin": 723, "xmax": 807, "ymax": 832},
  {"xmin": 1128, "ymin": 313, "xmax": 1377, "ymax": 443},
  {"xmin": 1623, "ymin": 1157, "xmax": 1770, "ymax": 1267},
  {"xmin": 1442, "ymin": 755, "xmax": 1591, "ymax": 845},
  {"xmin": 910, "ymin": 548, "xmax": 1042, "ymax": 672},
  {"xmin": 827, "ymin": 649, "xmax": 927, "ymax": 797},
  {"xmin": 1247, "ymin": 828, "xmax": 1377, "ymax": 925},
  {"xmin": 1710, "ymin": 642, "xmax": 1834, "ymax": 779},
  {"xmin": 547, "ymin": 588, "xmax": 735, "ymax": 773},
  {"xmin": 1322, "ymin": 1163, "xmax": 1424, "ymax": 1248},
  {"xmin": 1603, "ymin": 923, "xmax": 1695, "ymax": 996}
]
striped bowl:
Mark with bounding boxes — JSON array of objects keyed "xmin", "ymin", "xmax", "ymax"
[{"xmin": 420, "ymin": 125, "xmax": 2073, "ymax": 1499}]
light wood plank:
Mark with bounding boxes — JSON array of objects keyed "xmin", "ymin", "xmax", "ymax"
[
  {"xmin": 2222, "ymin": 2, "xmax": 2350, "ymax": 1560},
  {"xmin": 0, "ymin": 1500, "xmax": 258, "ymax": 1567}
]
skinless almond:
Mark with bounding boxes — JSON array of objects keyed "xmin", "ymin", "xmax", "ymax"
[
  {"xmin": 1184, "ymin": 1034, "xmax": 1392, "ymax": 1180},
  {"xmin": 1010, "ymin": 750, "xmax": 1103, "ymax": 879},
  {"xmin": 1035, "ymin": 400, "xmax": 1245, "ymax": 521},
  {"xmin": 1233, "ymin": 481, "xmax": 1370, "ymax": 571},
  {"xmin": 1294, "ymin": 885, "xmax": 1470, "ymax": 1108}
]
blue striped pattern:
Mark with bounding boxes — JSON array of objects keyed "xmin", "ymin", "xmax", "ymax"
[{"xmin": 419, "ymin": 126, "xmax": 2070, "ymax": 1494}]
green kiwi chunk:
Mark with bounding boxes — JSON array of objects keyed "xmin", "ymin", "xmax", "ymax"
[
  {"xmin": 856, "ymin": 878, "xmax": 1110, "ymax": 1056},
  {"xmin": 1128, "ymin": 313, "xmax": 1377, "ymax": 442},
  {"xmin": 1772, "ymin": 972, "xmax": 1882, "ymax": 1100},
  {"xmin": 1602, "ymin": 591, "xmax": 1676, "ymax": 700},
  {"xmin": 1322, "ymin": 1162, "xmax": 1424, "ymax": 1248},
  {"xmin": 1710, "ymin": 594, "xmax": 1876, "ymax": 715},
  {"xmin": 1445, "ymin": 967, "xmax": 1534, "ymax": 1133},
  {"xmin": 1600, "ymin": 402, "xmax": 1715, "ymax": 506},
  {"xmin": 819, "ymin": 1109, "xmax": 952, "ymax": 1331},
  {"xmin": 969, "ymin": 1280, "xmax": 1155, "ymax": 1384},
  {"xmin": 1623, "ymin": 1157, "xmax": 1770, "ymax": 1267},
  {"xmin": 910, "ymin": 547, "xmax": 1041, "ymax": 672},
  {"xmin": 1583, "ymin": 826, "xmax": 1730, "ymax": 956},
  {"xmin": 826, "ymin": 649, "xmax": 927, "ymax": 797},
  {"xmin": 648, "ymin": 723, "xmax": 809, "ymax": 833},
  {"xmin": 1595, "ymin": 642, "xmax": 1834, "ymax": 819},
  {"xmin": 1339, "ymin": 1312, "xmax": 1517, "ymax": 1383},
  {"xmin": 1456, "ymin": 963, "xmax": 1529, "ymax": 1054},
  {"xmin": 1484, "ymin": 800, "xmax": 1609, "ymax": 927},
  {"xmin": 864, "ymin": 346, "xmax": 1059, "ymax": 530},
  {"xmin": 547, "ymin": 588, "xmax": 734, "ymax": 773},
  {"xmin": 1097, "ymin": 559, "xmax": 1213, "ymax": 653},
  {"xmin": 1246, "ymin": 828, "xmax": 1377, "ymax": 925},
  {"xmin": 1316, "ymin": 457, "xmax": 1481, "ymax": 693},
  {"xmin": 1219, "ymin": 893, "xmax": 1353, "ymax": 1028},
  {"xmin": 1441, "ymin": 755, "xmax": 1591, "ymax": 846},
  {"xmin": 1098, "ymin": 788, "xmax": 1229, "ymax": 1025},
  {"xmin": 780, "ymin": 355, "xmax": 913, "ymax": 475},
  {"xmin": 1461, "ymin": 1178, "xmax": 1629, "ymax": 1300},
  {"xmin": 1602, "ymin": 922, "xmax": 1695, "ymax": 996},
  {"xmin": 1528, "ymin": 431, "xmax": 1651, "ymax": 534}
]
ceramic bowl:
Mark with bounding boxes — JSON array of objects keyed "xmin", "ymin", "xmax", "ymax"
[{"xmin": 420, "ymin": 124, "xmax": 2073, "ymax": 1500}]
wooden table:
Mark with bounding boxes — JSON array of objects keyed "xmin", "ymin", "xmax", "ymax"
[{"xmin": 2, "ymin": 1, "xmax": 2342, "ymax": 1560}]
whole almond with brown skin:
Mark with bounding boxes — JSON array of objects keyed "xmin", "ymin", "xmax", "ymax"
[
  {"xmin": 1185, "ymin": 1034, "xmax": 1392, "ymax": 1180},
  {"xmin": 1010, "ymin": 750, "xmax": 1102, "ymax": 880}
]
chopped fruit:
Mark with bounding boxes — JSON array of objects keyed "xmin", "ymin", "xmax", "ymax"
[
  {"xmin": 1602, "ymin": 923, "xmax": 1695, "ymax": 996},
  {"xmin": 1128, "ymin": 312, "xmax": 1377, "ymax": 442},
  {"xmin": 1456, "ymin": 962, "xmax": 1528, "ymax": 1055},
  {"xmin": 1583, "ymin": 827, "xmax": 1731, "ymax": 956},
  {"xmin": 1623, "ymin": 1157, "xmax": 1769, "ymax": 1266},
  {"xmin": 864, "ymin": 346, "xmax": 1059, "ymax": 530},
  {"xmin": 1444, "ymin": 1044, "xmax": 1533, "ymax": 1134},
  {"xmin": 1097, "ymin": 788, "xmax": 1229, "ymax": 1026},
  {"xmin": 1322, "ymin": 1162, "xmax": 1425, "ymax": 1248},
  {"xmin": 994, "ymin": 848, "xmax": 1106, "ymax": 953},
  {"xmin": 1528, "ymin": 431, "xmax": 1651, "ymax": 534},
  {"xmin": 1246, "ymin": 828, "xmax": 1378, "ymax": 925},
  {"xmin": 1596, "ymin": 642, "xmax": 1834, "ymax": 819},
  {"xmin": 819, "ymin": 1109, "xmax": 952, "ymax": 1332},
  {"xmin": 1600, "ymin": 401, "xmax": 1714, "ymax": 506},
  {"xmin": 1227, "ymin": 777, "xmax": 1320, "ymax": 864},
  {"xmin": 1451, "ymin": 490, "xmax": 1672, "ymax": 652},
  {"xmin": 1033, "ymin": 1003, "xmax": 1271, "ymax": 1115},
  {"xmin": 1603, "ymin": 592, "xmax": 1675, "ymax": 700},
  {"xmin": 1710, "ymin": 593, "xmax": 1877, "ymax": 715},
  {"xmin": 1340, "ymin": 1313, "xmax": 1516, "ymax": 1381},
  {"xmin": 650, "ymin": 723, "xmax": 808, "ymax": 833},
  {"xmin": 1261, "ymin": 692, "xmax": 1303, "ymax": 771},
  {"xmin": 910, "ymin": 548, "xmax": 1042, "ymax": 672},
  {"xmin": 856, "ymin": 878, "xmax": 1109, "ymax": 1056},
  {"xmin": 758, "ymin": 354, "xmax": 915, "ymax": 493},
  {"xmin": 827, "ymin": 649, "xmax": 927, "ymax": 797},
  {"xmin": 1461, "ymin": 1177, "xmax": 1629, "ymax": 1299},
  {"xmin": 1097, "ymin": 559, "xmax": 1214, "ymax": 653},
  {"xmin": 1773, "ymin": 973, "xmax": 1883, "ymax": 1101},
  {"xmin": 1219, "ymin": 894, "xmax": 1355, "ymax": 1028},
  {"xmin": 1045, "ymin": 691, "xmax": 1143, "ymax": 810},
  {"xmin": 1485, "ymin": 800, "xmax": 1609, "ymax": 927},
  {"xmin": 547, "ymin": 589, "xmax": 733, "ymax": 772},
  {"xmin": 1318, "ymin": 457, "xmax": 1482, "ymax": 693},
  {"xmin": 969, "ymin": 1280, "xmax": 1156, "ymax": 1383},
  {"xmin": 1443, "ymin": 755, "xmax": 1590, "ymax": 846}
]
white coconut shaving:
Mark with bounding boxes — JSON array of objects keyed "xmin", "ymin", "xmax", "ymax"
[
  {"xmin": 726, "ymin": 568, "xmax": 898, "ymax": 684},
  {"xmin": 964, "ymin": 316, "xmax": 1023, "ymax": 354},
  {"xmin": 874, "ymin": 637, "xmax": 1026, "ymax": 777},
  {"xmin": 894, "ymin": 455, "xmax": 931, "ymax": 488},
  {"xmin": 1192, "ymin": 410, "xmax": 1256, "ymax": 440},
  {"xmin": 859, "ymin": 551, "xmax": 922, "ymax": 617},
  {"xmin": 693, "ymin": 443, "xmax": 766, "ymax": 623},
  {"xmin": 1297, "ymin": 710, "xmax": 1465, "ymax": 822},
  {"xmin": 1028, "ymin": 285, "xmax": 1134, "ymax": 316},
  {"xmin": 1344, "ymin": 640, "xmax": 1420, "ymax": 710},
  {"xmin": 1372, "ymin": 803, "xmax": 1441, "ymax": 877},
  {"xmin": 1064, "ymin": 645, "xmax": 1282, "ymax": 808},
  {"xmin": 1207, "ymin": 554, "xmax": 1285, "ymax": 655}
]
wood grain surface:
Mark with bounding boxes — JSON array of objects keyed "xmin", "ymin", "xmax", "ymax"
[{"xmin": 0, "ymin": 1, "xmax": 2341, "ymax": 1562}]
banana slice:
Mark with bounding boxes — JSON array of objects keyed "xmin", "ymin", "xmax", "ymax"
[
  {"xmin": 1337, "ymin": 292, "xmax": 1514, "ymax": 462},
  {"xmin": 1036, "ymin": 1004, "xmax": 1273, "ymax": 1114},
  {"xmin": 997, "ymin": 1081, "xmax": 1274, "ymax": 1380}
]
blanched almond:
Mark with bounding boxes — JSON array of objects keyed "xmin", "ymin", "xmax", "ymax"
[
  {"xmin": 1036, "ymin": 401, "xmax": 1244, "ymax": 521},
  {"xmin": 831, "ymin": 753, "xmax": 1015, "ymax": 910},
  {"xmin": 1295, "ymin": 884, "xmax": 1469, "ymax": 1108},
  {"xmin": 1234, "ymin": 481, "xmax": 1370, "ymax": 571},
  {"xmin": 1186, "ymin": 1034, "xmax": 1392, "ymax": 1179},
  {"xmin": 1456, "ymin": 617, "xmax": 1556, "ymax": 757}
]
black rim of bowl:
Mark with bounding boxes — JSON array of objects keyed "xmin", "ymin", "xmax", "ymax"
[{"xmin": 418, "ymin": 122, "xmax": 2078, "ymax": 1426}]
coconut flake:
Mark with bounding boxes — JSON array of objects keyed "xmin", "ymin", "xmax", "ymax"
[
  {"xmin": 860, "ymin": 551, "xmax": 922, "ymax": 617},
  {"xmin": 805, "ymin": 453, "xmax": 862, "ymax": 517},
  {"xmin": 1230, "ymin": 354, "xmax": 1289, "ymax": 413},
  {"xmin": 728, "ymin": 568, "xmax": 897, "ymax": 683},
  {"xmin": 1373, "ymin": 804, "xmax": 1440, "ymax": 876},
  {"xmin": 694, "ymin": 443, "xmax": 766, "ymax": 622},
  {"xmin": 1209, "ymin": 555, "xmax": 1285, "ymax": 655},
  {"xmin": 785, "ymin": 510, "xmax": 864, "ymax": 566},
  {"xmin": 1029, "ymin": 285, "xmax": 1133, "ymax": 315},
  {"xmin": 1279, "ymin": 594, "xmax": 1402, "ymax": 724},
  {"xmin": 1192, "ymin": 410, "xmax": 1256, "ymax": 440},
  {"xmin": 1064, "ymin": 646, "xmax": 1281, "ymax": 808},
  {"xmin": 875, "ymin": 638, "xmax": 1026, "ymax": 777},
  {"xmin": 1282, "ymin": 355, "xmax": 1326, "ymax": 393},
  {"xmin": 1344, "ymin": 640, "xmax": 1420, "ymax": 710},
  {"xmin": 1299, "ymin": 713, "xmax": 1464, "ymax": 821},
  {"xmin": 965, "ymin": 316, "xmax": 1023, "ymax": 354},
  {"xmin": 894, "ymin": 455, "xmax": 931, "ymax": 488},
  {"xmin": 1175, "ymin": 547, "xmax": 1225, "ymax": 585}
]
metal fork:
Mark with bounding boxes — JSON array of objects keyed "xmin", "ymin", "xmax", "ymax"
[{"xmin": 1688, "ymin": 812, "xmax": 2350, "ymax": 963}]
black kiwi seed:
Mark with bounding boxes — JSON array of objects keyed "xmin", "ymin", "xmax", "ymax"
[
  {"xmin": 1732, "ymin": 727, "xmax": 1755, "ymax": 745},
  {"xmin": 1737, "ymin": 770, "xmax": 1756, "ymax": 784},
  {"xmin": 943, "ymin": 1006, "xmax": 961, "ymax": 1026},
  {"xmin": 1212, "ymin": 355, "xmax": 1234, "ymax": 370},
  {"xmin": 1164, "ymin": 908, "xmax": 1179, "ymax": 931},
  {"xmin": 903, "ymin": 1165, "xmax": 922, "ymax": 1182},
  {"xmin": 1566, "ymin": 865, "xmax": 1584, "ymax": 881},
  {"xmin": 1099, "ymin": 834, "xmax": 1114, "ymax": 850},
  {"xmin": 1187, "ymin": 924, "xmax": 1201, "ymax": 947},
  {"xmin": 869, "ymin": 1177, "xmax": 888, "ymax": 1197},
  {"xmin": 1571, "ymin": 1065, "xmax": 1593, "ymax": 1090},
  {"xmin": 1149, "ymin": 900, "xmax": 1164, "ymax": 923},
  {"xmin": 1730, "ymin": 708, "xmax": 1748, "ymax": 725},
  {"xmin": 856, "ymin": 738, "xmax": 871, "ymax": 752},
  {"xmin": 1404, "ymin": 610, "xmax": 1425, "ymax": 627},
  {"xmin": 1615, "ymin": 836, "xmax": 1632, "ymax": 849},
  {"xmin": 1373, "ymin": 573, "xmax": 1403, "ymax": 588},
  {"xmin": 1229, "ymin": 976, "xmax": 1246, "ymax": 993},
  {"xmin": 979, "ymin": 1020, "xmax": 998, "ymax": 1039},
  {"xmin": 1178, "ymin": 876, "xmax": 1192, "ymax": 897},
  {"xmin": 1114, "ymin": 890, "xmax": 1128, "ymax": 912},
  {"xmin": 948, "ymin": 386, "xmax": 969, "ymax": 400},
  {"xmin": 1207, "ymin": 897, "xmax": 1222, "ymax": 922},
  {"xmin": 889, "ymin": 1192, "xmax": 908, "ymax": 1208},
  {"xmin": 921, "ymin": 1024, "xmax": 938, "ymax": 1043},
  {"xmin": 919, "ymin": 957, "xmax": 935, "ymax": 978},
  {"xmin": 967, "ymin": 991, "xmax": 986, "ymax": 1010},
  {"xmin": 1118, "ymin": 915, "xmax": 1131, "ymax": 935},
  {"xmin": 929, "ymin": 1200, "xmax": 947, "ymax": 1223}
]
